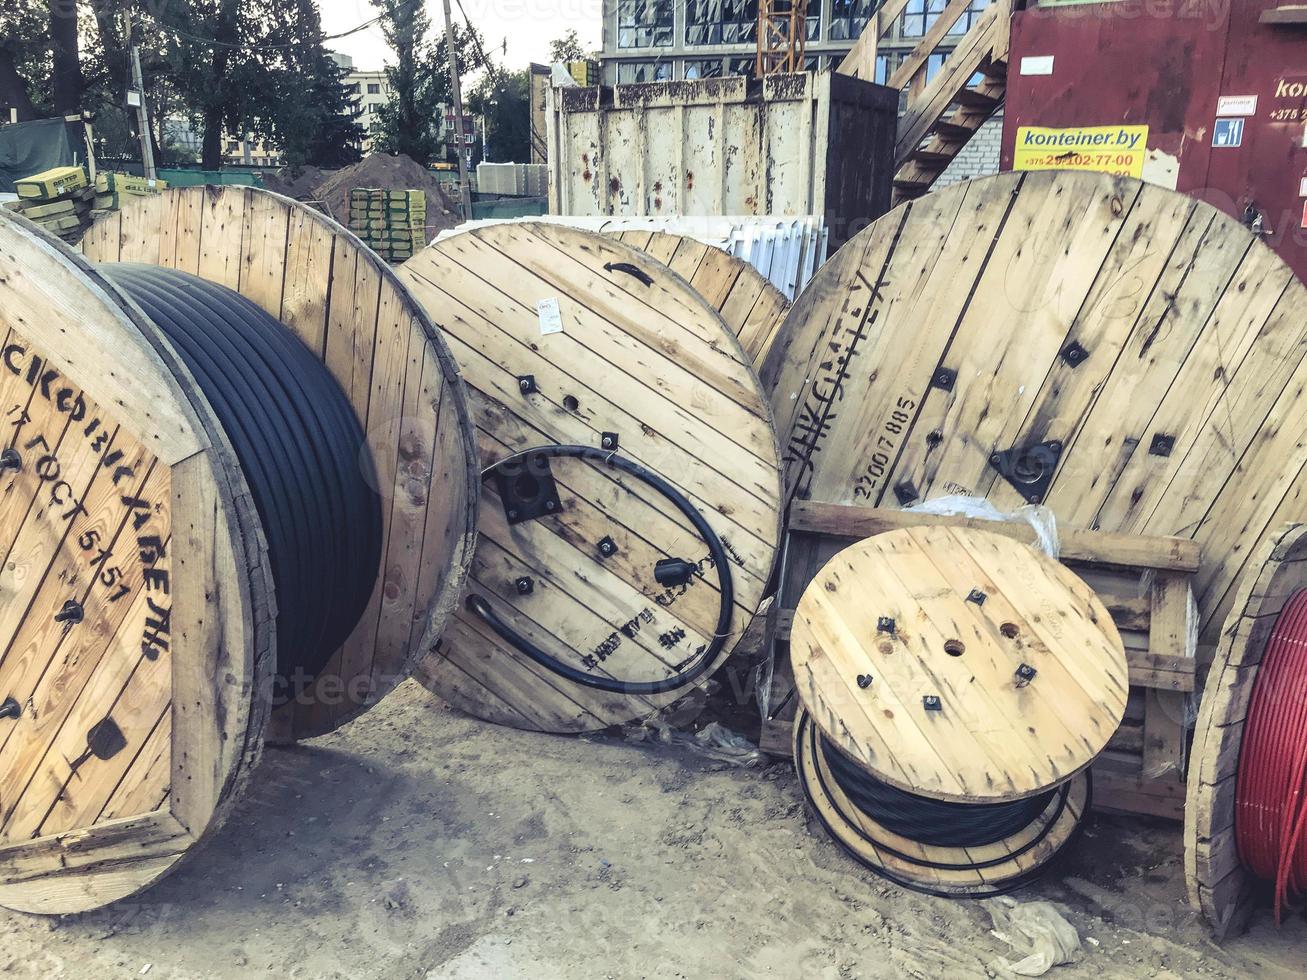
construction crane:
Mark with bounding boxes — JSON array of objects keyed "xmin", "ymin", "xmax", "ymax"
[{"xmin": 756, "ymin": 0, "xmax": 810, "ymax": 77}]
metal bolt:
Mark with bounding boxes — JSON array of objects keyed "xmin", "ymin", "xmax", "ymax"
[
  {"xmin": 598, "ymin": 536, "xmax": 618, "ymax": 558},
  {"xmin": 876, "ymin": 616, "xmax": 896, "ymax": 635},
  {"xmin": 966, "ymin": 588, "xmax": 986, "ymax": 606},
  {"xmin": 0, "ymin": 697, "xmax": 19, "ymax": 721},
  {"xmin": 54, "ymin": 599, "xmax": 83, "ymax": 625},
  {"xmin": 923, "ymin": 695, "xmax": 942, "ymax": 712},
  {"xmin": 0, "ymin": 449, "xmax": 20, "ymax": 473},
  {"xmin": 515, "ymin": 577, "xmax": 534, "ymax": 596},
  {"xmin": 856, "ymin": 674, "xmax": 873, "ymax": 690}
]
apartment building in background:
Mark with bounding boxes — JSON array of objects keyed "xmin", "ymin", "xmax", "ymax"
[{"xmin": 600, "ymin": 0, "xmax": 990, "ymax": 85}]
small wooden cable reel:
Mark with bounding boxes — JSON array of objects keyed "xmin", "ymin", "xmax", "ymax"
[
  {"xmin": 0, "ymin": 188, "xmax": 477, "ymax": 914},
  {"xmin": 790, "ymin": 525, "xmax": 1128, "ymax": 896}
]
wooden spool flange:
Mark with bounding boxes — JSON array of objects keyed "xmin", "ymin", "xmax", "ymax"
[
  {"xmin": 791, "ymin": 526, "xmax": 1129, "ymax": 803},
  {"xmin": 82, "ymin": 187, "xmax": 479, "ymax": 742},
  {"xmin": 611, "ymin": 230, "xmax": 790, "ymax": 366},
  {"xmin": 762, "ymin": 170, "xmax": 1307, "ymax": 652},
  {"xmin": 794, "ymin": 710, "xmax": 1092, "ymax": 897},
  {"xmin": 0, "ymin": 205, "xmax": 275, "ymax": 913},
  {"xmin": 1184, "ymin": 522, "xmax": 1307, "ymax": 940},
  {"xmin": 398, "ymin": 222, "xmax": 783, "ymax": 733}
]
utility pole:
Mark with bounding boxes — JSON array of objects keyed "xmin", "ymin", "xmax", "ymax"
[
  {"xmin": 126, "ymin": 11, "xmax": 157, "ymax": 180},
  {"xmin": 441, "ymin": 0, "xmax": 472, "ymax": 221}
]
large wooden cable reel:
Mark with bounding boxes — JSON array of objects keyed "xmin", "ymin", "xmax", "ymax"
[
  {"xmin": 1185, "ymin": 523, "xmax": 1307, "ymax": 939},
  {"xmin": 761, "ymin": 170, "xmax": 1307, "ymax": 652},
  {"xmin": 0, "ymin": 190, "xmax": 476, "ymax": 915},
  {"xmin": 790, "ymin": 526, "xmax": 1124, "ymax": 896},
  {"xmin": 80, "ymin": 187, "xmax": 479, "ymax": 743},
  {"xmin": 398, "ymin": 222, "xmax": 783, "ymax": 733},
  {"xmin": 610, "ymin": 230, "xmax": 791, "ymax": 366}
]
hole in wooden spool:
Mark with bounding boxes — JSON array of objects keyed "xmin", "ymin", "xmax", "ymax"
[
  {"xmin": 563, "ymin": 394, "xmax": 580, "ymax": 412},
  {"xmin": 1000, "ymin": 622, "xmax": 1020, "ymax": 639},
  {"xmin": 944, "ymin": 639, "xmax": 965, "ymax": 657},
  {"xmin": 514, "ymin": 473, "xmax": 541, "ymax": 502}
]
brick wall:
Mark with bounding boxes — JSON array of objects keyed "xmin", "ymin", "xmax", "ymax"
[{"xmin": 934, "ymin": 110, "xmax": 1004, "ymax": 189}]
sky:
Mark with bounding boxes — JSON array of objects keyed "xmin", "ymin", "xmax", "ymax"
[{"xmin": 319, "ymin": 0, "xmax": 604, "ymax": 73}]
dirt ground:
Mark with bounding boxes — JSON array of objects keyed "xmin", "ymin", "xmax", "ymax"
[{"xmin": 2, "ymin": 679, "xmax": 1304, "ymax": 979}]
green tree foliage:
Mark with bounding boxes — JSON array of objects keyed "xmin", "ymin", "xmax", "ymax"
[
  {"xmin": 467, "ymin": 69, "xmax": 528, "ymax": 164},
  {"xmin": 370, "ymin": 0, "xmax": 439, "ymax": 164},
  {"xmin": 3, "ymin": 1, "xmax": 362, "ymax": 170},
  {"xmin": 371, "ymin": 0, "xmax": 484, "ymax": 167},
  {"xmin": 547, "ymin": 29, "xmax": 588, "ymax": 64}
]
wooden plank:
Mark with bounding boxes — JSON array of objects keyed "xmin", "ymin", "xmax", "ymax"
[
  {"xmin": 196, "ymin": 186, "xmax": 246, "ymax": 289},
  {"xmin": 1142, "ymin": 573, "xmax": 1194, "ymax": 778},
  {"xmin": 238, "ymin": 189, "xmax": 291, "ymax": 315},
  {"xmin": 789, "ymin": 502, "xmax": 1201, "ymax": 572}
]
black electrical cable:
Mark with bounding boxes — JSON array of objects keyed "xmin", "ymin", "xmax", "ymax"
[
  {"xmin": 99, "ymin": 264, "xmax": 382, "ymax": 692},
  {"xmin": 819, "ymin": 735, "xmax": 1056, "ymax": 848},
  {"xmin": 465, "ymin": 444, "xmax": 733, "ymax": 696},
  {"xmin": 795, "ymin": 712, "xmax": 1089, "ymax": 899}
]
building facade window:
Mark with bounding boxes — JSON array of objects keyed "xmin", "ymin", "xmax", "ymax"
[
  {"xmin": 367, "ymin": 82, "xmax": 381, "ymax": 94},
  {"xmin": 617, "ymin": 60, "xmax": 673, "ymax": 82},
  {"xmin": 686, "ymin": 0, "xmax": 756, "ymax": 46},
  {"xmin": 830, "ymin": 0, "xmax": 875, "ymax": 41},
  {"xmin": 902, "ymin": 0, "xmax": 988, "ymax": 38},
  {"xmin": 617, "ymin": 0, "xmax": 674, "ymax": 48},
  {"xmin": 684, "ymin": 58, "xmax": 725, "ymax": 78}
]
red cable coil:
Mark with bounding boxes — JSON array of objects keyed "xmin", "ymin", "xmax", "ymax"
[{"xmin": 1235, "ymin": 588, "xmax": 1307, "ymax": 923}]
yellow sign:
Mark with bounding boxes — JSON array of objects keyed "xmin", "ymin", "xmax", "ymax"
[{"xmin": 1014, "ymin": 125, "xmax": 1149, "ymax": 179}]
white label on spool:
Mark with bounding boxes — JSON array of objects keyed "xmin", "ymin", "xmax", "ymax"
[{"xmin": 537, "ymin": 298, "xmax": 563, "ymax": 335}]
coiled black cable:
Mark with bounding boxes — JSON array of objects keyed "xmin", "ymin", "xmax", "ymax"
[
  {"xmin": 819, "ymin": 735, "xmax": 1056, "ymax": 848},
  {"xmin": 99, "ymin": 264, "xmax": 382, "ymax": 691},
  {"xmin": 466, "ymin": 444, "xmax": 733, "ymax": 696},
  {"xmin": 796, "ymin": 711, "xmax": 1088, "ymax": 898}
]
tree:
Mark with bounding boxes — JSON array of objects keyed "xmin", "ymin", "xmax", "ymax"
[
  {"xmin": 0, "ymin": 0, "xmax": 49, "ymax": 119},
  {"xmin": 548, "ymin": 30, "xmax": 587, "ymax": 64},
  {"xmin": 371, "ymin": 1, "xmax": 484, "ymax": 166},
  {"xmin": 371, "ymin": 0, "xmax": 440, "ymax": 164},
  {"xmin": 467, "ymin": 69, "xmax": 528, "ymax": 164},
  {"xmin": 263, "ymin": 0, "xmax": 363, "ymax": 168},
  {"xmin": 48, "ymin": 0, "xmax": 82, "ymax": 114}
]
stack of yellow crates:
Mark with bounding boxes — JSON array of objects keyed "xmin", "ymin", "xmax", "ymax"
[
  {"xmin": 7, "ymin": 166, "xmax": 95, "ymax": 243},
  {"xmin": 348, "ymin": 188, "xmax": 427, "ymax": 263},
  {"xmin": 92, "ymin": 171, "xmax": 169, "ymax": 214}
]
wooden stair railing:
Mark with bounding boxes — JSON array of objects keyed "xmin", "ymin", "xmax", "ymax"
[{"xmin": 839, "ymin": 0, "xmax": 1013, "ymax": 203}]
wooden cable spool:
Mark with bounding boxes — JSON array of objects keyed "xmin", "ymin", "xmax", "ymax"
[
  {"xmin": 1185, "ymin": 522, "xmax": 1307, "ymax": 939},
  {"xmin": 397, "ymin": 222, "xmax": 783, "ymax": 733},
  {"xmin": 611, "ymin": 230, "xmax": 790, "ymax": 366},
  {"xmin": 761, "ymin": 170, "xmax": 1307, "ymax": 654},
  {"xmin": 0, "ymin": 189, "xmax": 476, "ymax": 915},
  {"xmin": 790, "ymin": 526, "xmax": 1127, "ymax": 896},
  {"xmin": 80, "ymin": 187, "xmax": 479, "ymax": 743}
]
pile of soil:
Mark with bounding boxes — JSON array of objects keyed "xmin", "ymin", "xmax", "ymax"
[
  {"xmin": 314, "ymin": 154, "xmax": 461, "ymax": 240},
  {"xmin": 259, "ymin": 154, "xmax": 462, "ymax": 243},
  {"xmin": 259, "ymin": 164, "xmax": 327, "ymax": 201}
]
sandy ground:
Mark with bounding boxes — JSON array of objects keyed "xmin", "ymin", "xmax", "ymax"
[{"xmin": 2, "ymin": 679, "xmax": 1304, "ymax": 979}]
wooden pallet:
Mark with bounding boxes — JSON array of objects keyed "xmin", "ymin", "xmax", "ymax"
[
  {"xmin": 81, "ymin": 187, "xmax": 480, "ymax": 743},
  {"xmin": 613, "ymin": 230, "xmax": 790, "ymax": 367},
  {"xmin": 398, "ymin": 223, "xmax": 783, "ymax": 734},
  {"xmin": 760, "ymin": 502, "xmax": 1200, "ymax": 820},
  {"xmin": 1185, "ymin": 523, "xmax": 1307, "ymax": 939}
]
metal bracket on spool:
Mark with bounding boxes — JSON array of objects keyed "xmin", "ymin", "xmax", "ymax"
[
  {"xmin": 493, "ymin": 453, "xmax": 562, "ymax": 526},
  {"xmin": 988, "ymin": 440, "xmax": 1063, "ymax": 505},
  {"xmin": 0, "ymin": 697, "xmax": 20, "ymax": 721},
  {"xmin": 54, "ymin": 599, "xmax": 83, "ymax": 626},
  {"xmin": 0, "ymin": 448, "xmax": 20, "ymax": 473}
]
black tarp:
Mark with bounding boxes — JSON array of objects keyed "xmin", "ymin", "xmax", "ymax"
[{"xmin": 0, "ymin": 117, "xmax": 84, "ymax": 193}]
